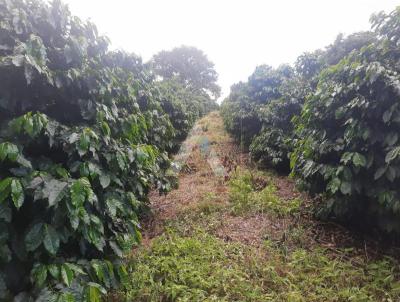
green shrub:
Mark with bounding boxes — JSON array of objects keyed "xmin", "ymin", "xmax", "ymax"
[
  {"xmin": 156, "ymin": 78, "xmax": 217, "ymax": 151},
  {"xmin": 221, "ymin": 7, "xmax": 396, "ymax": 234},
  {"xmin": 291, "ymin": 7, "xmax": 400, "ymax": 232},
  {"xmin": 222, "ymin": 31, "xmax": 376, "ymax": 172},
  {"xmin": 0, "ymin": 0, "xmax": 183, "ymax": 299},
  {"xmin": 220, "ymin": 83, "xmax": 261, "ymax": 147},
  {"xmin": 156, "ymin": 79, "xmax": 197, "ymax": 149},
  {"xmin": 249, "ymin": 81, "xmax": 306, "ymax": 172},
  {"xmin": 221, "ymin": 65, "xmax": 294, "ymax": 148},
  {"xmin": 221, "ymin": 65, "xmax": 311, "ymax": 171}
]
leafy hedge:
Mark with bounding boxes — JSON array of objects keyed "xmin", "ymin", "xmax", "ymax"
[
  {"xmin": 220, "ymin": 82, "xmax": 260, "ymax": 147},
  {"xmin": 221, "ymin": 65, "xmax": 308, "ymax": 170},
  {"xmin": 221, "ymin": 6, "xmax": 400, "ymax": 233},
  {"xmin": 249, "ymin": 75, "xmax": 311, "ymax": 172},
  {"xmin": 0, "ymin": 0, "xmax": 217, "ymax": 300},
  {"xmin": 291, "ymin": 8, "xmax": 400, "ymax": 232},
  {"xmin": 221, "ymin": 65, "xmax": 294, "ymax": 149},
  {"xmin": 156, "ymin": 78, "xmax": 218, "ymax": 151}
]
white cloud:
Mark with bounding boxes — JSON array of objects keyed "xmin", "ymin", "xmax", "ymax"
[{"xmin": 62, "ymin": 0, "xmax": 399, "ymax": 101}]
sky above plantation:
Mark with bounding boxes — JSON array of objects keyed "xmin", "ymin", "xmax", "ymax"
[{"xmin": 63, "ymin": 0, "xmax": 399, "ymax": 102}]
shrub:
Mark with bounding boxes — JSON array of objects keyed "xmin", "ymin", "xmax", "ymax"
[
  {"xmin": 250, "ymin": 76, "xmax": 309, "ymax": 171},
  {"xmin": 222, "ymin": 32, "xmax": 376, "ymax": 171},
  {"xmin": 221, "ymin": 65, "xmax": 294, "ymax": 148},
  {"xmin": 156, "ymin": 79, "xmax": 197, "ymax": 148},
  {"xmin": 220, "ymin": 82, "xmax": 261, "ymax": 147},
  {"xmin": 0, "ymin": 0, "xmax": 181, "ymax": 299},
  {"xmin": 221, "ymin": 65, "xmax": 308, "ymax": 171},
  {"xmin": 156, "ymin": 78, "xmax": 218, "ymax": 151},
  {"xmin": 221, "ymin": 8, "xmax": 396, "ymax": 233},
  {"xmin": 291, "ymin": 7, "xmax": 400, "ymax": 232}
]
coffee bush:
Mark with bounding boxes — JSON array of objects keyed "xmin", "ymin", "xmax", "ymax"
[
  {"xmin": 0, "ymin": 0, "xmax": 201, "ymax": 299},
  {"xmin": 291, "ymin": 8, "xmax": 400, "ymax": 231}
]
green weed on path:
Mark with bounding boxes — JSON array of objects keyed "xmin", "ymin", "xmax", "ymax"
[
  {"xmin": 121, "ymin": 231, "xmax": 400, "ymax": 301},
  {"xmin": 228, "ymin": 167, "xmax": 301, "ymax": 217}
]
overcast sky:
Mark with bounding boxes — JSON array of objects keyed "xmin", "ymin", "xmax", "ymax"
[{"xmin": 62, "ymin": 0, "xmax": 399, "ymax": 101}]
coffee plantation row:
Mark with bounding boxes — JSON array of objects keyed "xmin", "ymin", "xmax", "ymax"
[
  {"xmin": 0, "ymin": 0, "xmax": 218, "ymax": 300},
  {"xmin": 221, "ymin": 7, "xmax": 400, "ymax": 235}
]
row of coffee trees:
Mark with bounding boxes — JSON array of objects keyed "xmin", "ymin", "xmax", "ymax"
[
  {"xmin": 221, "ymin": 7, "xmax": 400, "ymax": 235},
  {"xmin": 0, "ymin": 0, "xmax": 219, "ymax": 300}
]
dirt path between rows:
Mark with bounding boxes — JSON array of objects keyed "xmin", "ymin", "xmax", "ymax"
[
  {"xmin": 142, "ymin": 112, "xmax": 244, "ymax": 241},
  {"xmin": 141, "ymin": 112, "xmax": 311, "ymax": 248},
  {"xmin": 141, "ymin": 111, "xmax": 400, "ymax": 258},
  {"xmin": 117, "ymin": 111, "xmax": 400, "ymax": 301}
]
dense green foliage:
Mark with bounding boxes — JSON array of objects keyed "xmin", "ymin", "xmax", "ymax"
[
  {"xmin": 292, "ymin": 8, "xmax": 400, "ymax": 232},
  {"xmin": 156, "ymin": 78, "xmax": 218, "ymax": 149},
  {"xmin": 151, "ymin": 46, "xmax": 219, "ymax": 149},
  {"xmin": 123, "ymin": 229, "xmax": 399, "ymax": 301},
  {"xmin": 221, "ymin": 6, "xmax": 400, "ymax": 233},
  {"xmin": 221, "ymin": 32, "xmax": 374, "ymax": 171},
  {"xmin": 0, "ymin": 0, "xmax": 219, "ymax": 300},
  {"xmin": 220, "ymin": 82, "xmax": 259, "ymax": 147},
  {"xmin": 249, "ymin": 75, "xmax": 310, "ymax": 171},
  {"xmin": 221, "ymin": 65, "xmax": 293, "ymax": 147},
  {"xmin": 221, "ymin": 65, "xmax": 308, "ymax": 171}
]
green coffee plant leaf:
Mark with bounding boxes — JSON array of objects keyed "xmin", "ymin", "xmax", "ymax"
[
  {"xmin": 61, "ymin": 264, "xmax": 74, "ymax": 287},
  {"xmin": 0, "ymin": 143, "xmax": 19, "ymax": 162},
  {"xmin": 32, "ymin": 264, "xmax": 47, "ymax": 287},
  {"xmin": 99, "ymin": 174, "xmax": 111, "ymax": 189},
  {"xmin": 352, "ymin": 153, "xmax": 367, "ymax": 167},
  {"xmin": 25, "ymin": 223, "xmax": 44, "ymax": 252},
  {"xmin": 11, "ymin": 179, "xmax": 24, "ymax": 209},
  {"xmin": 385, "ymin": 147, "xmax": 400, "ymax": 163},
  {"xmin": 43, "ymin": 179, "xmax": 67, "ymax": 207},
  {"xmin": 0, "ymin": 178, "xmax": 12, "ymax": 203},
  {"xmin": 43, "ymin": 224, "xmax": 60, "ymax": 255}
]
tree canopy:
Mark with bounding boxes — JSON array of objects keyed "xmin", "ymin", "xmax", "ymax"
[{"xmin": 150, "ymin": 46, "xmax": 221, "ymax": 100}]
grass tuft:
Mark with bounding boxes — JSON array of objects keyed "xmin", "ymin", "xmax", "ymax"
[{"xmin": 228, "ymin": 167, "xmax": 301, "ymax": 216}]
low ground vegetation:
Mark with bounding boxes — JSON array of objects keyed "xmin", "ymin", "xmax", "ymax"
[
  {"xmin": 124, "ymin": 231, "xmax": 400, "ymax": 301},
  {"xmin": 228, "ymin": 167, "xmax": 301, "ymax": 216}
]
